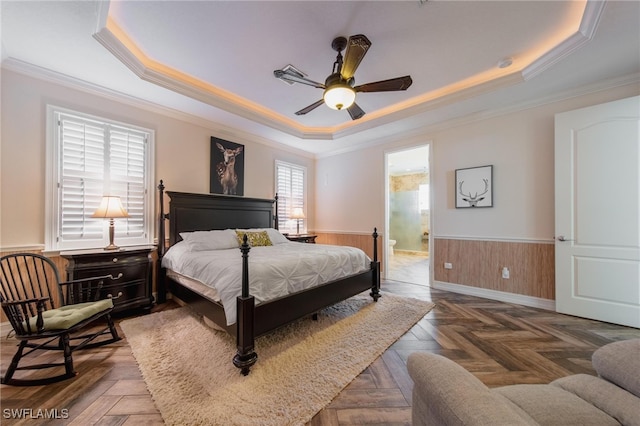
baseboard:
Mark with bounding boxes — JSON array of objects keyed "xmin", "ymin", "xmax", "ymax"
[{"xmin": 432, "ymin": 280, "xmax": 556, "ymax": 311}]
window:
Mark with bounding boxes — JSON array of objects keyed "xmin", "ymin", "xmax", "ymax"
[
  {"xmin": 275, "ymin": 160, "xmax": 307, "ymax": 234},
  {"xmin": 46, "ymin": 106, "xmax": 154, "ymax": 251}
]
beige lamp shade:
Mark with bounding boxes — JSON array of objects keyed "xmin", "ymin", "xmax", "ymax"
[
  {"xmin": 291, "ymin": 207, "xmax": 306, "ymax": 219},
  {"xmin": 91, "ymin": 196, "xmax": 130, "ymax": 219},
  {"xmin": 291, "ymin": 207, "xmax": 305, "ymax": 235},
  {"xmin": 92, "ymin": 196, "xmax": 129, "ymax": 250}
]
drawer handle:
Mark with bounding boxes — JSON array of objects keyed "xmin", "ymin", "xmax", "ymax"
[
  {"xmin": 112, "ymin": 258, "xmax": 118, "ymax": 263},
  {"xmin": 107, "ymin": 291, "xmax": 123, "ymax": 300},
  {"xmin": 108, "ymin": 273, "xmax": 123, "ymax": 280}
]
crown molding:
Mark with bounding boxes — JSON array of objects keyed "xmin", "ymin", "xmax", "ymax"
[
  {"xmin": 4, "ymin": 53, "xmax": 636, "ymax": 161},
  {"xmin": 1, "ymin": 58, "xmax": 315, "ymax": 159},
  {"xmin": 522, "ymin": 0, "xmax": 605, "ymax": 80},
  {"xmin": 92, "ymin": 20, "xmax": 312, "ymax": 138}
]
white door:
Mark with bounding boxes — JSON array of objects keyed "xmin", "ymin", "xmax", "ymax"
[{"xmin": 555, "ymin": 95, "xmax": 640, "ymax": 328}]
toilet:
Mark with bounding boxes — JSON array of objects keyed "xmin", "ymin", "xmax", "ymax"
[{"xmin": 389, "ymin": 239, "xmax": 397, "ymax": 256}]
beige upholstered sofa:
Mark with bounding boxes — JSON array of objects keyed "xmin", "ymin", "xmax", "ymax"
[{"xmin": 407, "ymin": 339, "xmax": 640, "ymax": 426}]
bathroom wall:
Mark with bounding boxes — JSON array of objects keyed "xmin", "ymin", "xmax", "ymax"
[{"xmin": 389, "ymin": 173, "xmax": 429, "ymax": 253}]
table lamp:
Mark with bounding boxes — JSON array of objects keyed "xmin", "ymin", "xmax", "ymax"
[
  {"xmin": 291, "ymin": 207, "xmax": 305, "ymax": 235},
  {"xmin": 92, "ymin": 196, "xmax": 130, "ymax": 250}
]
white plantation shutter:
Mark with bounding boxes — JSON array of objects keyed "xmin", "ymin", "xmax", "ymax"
[
  {"xmin": 59, "ymin": 117, "xmax": 105, "ymax": 241},
  {"xmin": 275, "ymin": 160, "xmax": 306, "ymax": 233},
  {"xmin": 108, "ymin": 126, "xmax": 147, "ymax": 239},
  {"xmin": 47, "ymin": 108, "xmax": 154, "ymax": 250}
]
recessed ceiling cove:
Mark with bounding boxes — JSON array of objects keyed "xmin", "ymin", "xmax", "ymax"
[{"xmin": 92, "ymin": 0, "xmax": 595, "ymax": 140}]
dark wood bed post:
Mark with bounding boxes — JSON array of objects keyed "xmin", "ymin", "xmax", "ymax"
[
  {"xmin": 274, "ymin": 194, "xmax": 279, "ymax": 230},
  {"xmin": 157, "ymin": 180, "xmax": 168, "ymax": 304},
  {"xmin": 370, "ymin": 228, "xmax": 381, "ymax": 301},
  {"xmin": 233, "ymin": 235, "xmax": 257, "ymax": 375}
]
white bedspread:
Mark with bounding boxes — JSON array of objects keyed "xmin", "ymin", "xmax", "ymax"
[{"xmin": 161, "ymin": 241, "xmax": 371, "ymax": 325}]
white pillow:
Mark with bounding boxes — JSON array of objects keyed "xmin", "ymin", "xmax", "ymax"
[
  {"xmin": 266, "ymin": 228, "xmax": 290, "ymax": 244},
  {"xmin": 179, "ymin": 229, "xmax": 240, "ymax": 251},
  {"xmin": 236, "ymin": 228, "xmax": 290, "ymax": 244}
]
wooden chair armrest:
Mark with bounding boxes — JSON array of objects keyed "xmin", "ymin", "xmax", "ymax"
[
  {"xmin": 1, "ymin": 296, "xmax": 50, "ymax": 307},
  {"xmin": 1, "ymin": 297, "xmax": 49, "ymax": 334}
]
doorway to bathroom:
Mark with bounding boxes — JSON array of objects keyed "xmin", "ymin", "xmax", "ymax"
[{"xmin": 385, "ymin": 145, "xmax": 431, "ymax": 286}]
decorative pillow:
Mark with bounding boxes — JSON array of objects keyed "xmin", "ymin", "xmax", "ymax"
[
  {"xmin": 179, "ymin": 229, "xmax": 240, "ymax": 251},
  {"xmin": 237, "ymin": 228, "xmax": 289, "ymax": 244},
  {"xmin": 235, "ymin": 230, "xmax": 272, "ymax": 247}
]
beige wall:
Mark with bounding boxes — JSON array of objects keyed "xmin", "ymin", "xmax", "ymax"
[
  {"xmin": 315, "ymin": 84, "xmax": 639, "ymax": 300},
  {"xmin": 0, "ymin": 70, "xmax": 315, "ymax": 249},
  {"xmin": 2, "ymin": 67, "xmax": 638, "ymax": 302}
]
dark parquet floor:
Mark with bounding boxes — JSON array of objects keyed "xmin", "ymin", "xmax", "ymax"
[{"xmin": 2, "ymin": 280, "xmax": 639, "ymax": 425}]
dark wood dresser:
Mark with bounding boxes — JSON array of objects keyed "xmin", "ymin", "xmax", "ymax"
[{"xmin": 61, "ymin": 245, "xmax": 155, "ymax": 314}]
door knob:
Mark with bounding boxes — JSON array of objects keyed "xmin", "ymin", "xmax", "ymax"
[{"xmin": 556, "ymin": 235, "xmax": 574, "ymax": 242}]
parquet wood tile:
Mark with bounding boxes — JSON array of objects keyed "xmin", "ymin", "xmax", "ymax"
[{"xmin": 2, "ymin": 281, "xmax": 639, "ymax": 425}]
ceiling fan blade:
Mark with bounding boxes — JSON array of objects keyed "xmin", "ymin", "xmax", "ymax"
[
  {"xmin": 347, "ymin": 103, "xmax": 365, "ymax": 120},
  {"xmin": 340, "ymin": 34, "xmax": 371, "ymax": 80},
  {"xmin": 354, "ymin": 76, "xmax": 413, "ymax": 93},
  {"xmin": 294, "ymin": 99, "xmax": 325, "ymax": 116},
  {"xmin": 274, "ymin": 69, "xmax": 325, "ymax": 89}
]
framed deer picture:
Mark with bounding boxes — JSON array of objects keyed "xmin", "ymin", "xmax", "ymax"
[
  {"xmin": 210, "ymin": 137, "xmax": 245, "ymax": 196},
  {"xmin": 455, "ymin": 165, "xmax": 493, "ymax": 208}
]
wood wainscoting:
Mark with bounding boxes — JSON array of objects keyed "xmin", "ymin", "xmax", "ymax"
[
  {"xmin": 433, "ymin": 238, "xmax": 555, "ymax": 300},
  {"xmin": 314, "ymin": 231, "xmax": 384, "ymax": 270}
]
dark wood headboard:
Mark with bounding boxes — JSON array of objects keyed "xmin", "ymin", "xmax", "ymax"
[{"xmin": 158, "ymin": 181, "xmax": 277, "ymax": 255}]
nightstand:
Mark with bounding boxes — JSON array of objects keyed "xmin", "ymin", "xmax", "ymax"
[
  {"xmin": 285, "ymin": 234, "xmax": 317, "ymax": 244},
  {"xmin": 61, "ymin": 245, "xmax": 155, "ymax": 314}
]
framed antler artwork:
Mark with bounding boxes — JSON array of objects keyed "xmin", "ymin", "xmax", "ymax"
[
  {"xmin": 455, "ymin": 165, "xmax": 493, "ymax": 208},
  {"xmin": 210, "ymin": 137, "xmax": 245, "ymax": 196}
]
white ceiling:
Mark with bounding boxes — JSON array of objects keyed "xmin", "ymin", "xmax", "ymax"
[{"xmin": 2, "ymin": 1, "xmax": 639, "ymax": 157}]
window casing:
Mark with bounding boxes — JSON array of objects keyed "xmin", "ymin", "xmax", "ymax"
[
  {"xmin": 46, "ymin": 106, "xmax": 154, "ymax": 251},
  {"xmin": 275, "ymin": 160, "xmax": 307, "ymax": 234}
]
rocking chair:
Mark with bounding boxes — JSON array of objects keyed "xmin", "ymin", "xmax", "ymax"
[{"xmin": 0, "ymin": 253, "xmax": 121, "ymax": 386}]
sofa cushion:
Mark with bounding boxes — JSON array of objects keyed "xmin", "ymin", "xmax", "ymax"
[
  {"xmin": 408, "ymin": 353, "xmax": 537, "ymax": 425},
  {"xmin": 552, "ymin": 374, "xmax": 640, "ymax": 426},
  {"xmin": 592, "ymin": 339, "xmax": 640, "ymax": 398},
  {"xmin": 494, "ymin": 384, "xmax": 620, "ymax": 426}
]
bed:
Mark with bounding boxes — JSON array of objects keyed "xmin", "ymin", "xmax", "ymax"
[{"xmin": 156, "ymin": 181, "xmax": 381, "ymax": 375}]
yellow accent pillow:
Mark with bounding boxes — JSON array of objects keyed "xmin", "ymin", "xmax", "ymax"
[{"xmin": 235, "ymin": 230, "xmax": 273, "ymax": 247}]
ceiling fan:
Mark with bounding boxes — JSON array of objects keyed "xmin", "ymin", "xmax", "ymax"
[{"xmin": 274, "ymin": 34, "xmax": 413, "ymax": 120}]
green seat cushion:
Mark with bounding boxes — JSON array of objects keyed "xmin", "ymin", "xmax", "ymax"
[{"xmin": 26, "ymin": 299, "xmax": 114, "ymax": 331}]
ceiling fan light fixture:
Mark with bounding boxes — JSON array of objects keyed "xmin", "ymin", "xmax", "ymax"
[{"xmin": 323, "ymin": 84, "xmax": 356, "ymax": 110}]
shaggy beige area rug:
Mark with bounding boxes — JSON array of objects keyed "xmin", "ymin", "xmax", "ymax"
[{"xmin": 120, "ymin": 292, "xmax": 434, "ymax": 425}]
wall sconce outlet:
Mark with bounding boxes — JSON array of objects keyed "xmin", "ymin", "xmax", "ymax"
[{"xmin": 502, "ymin": 267, "xmax": 510, "ymax": 279}]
